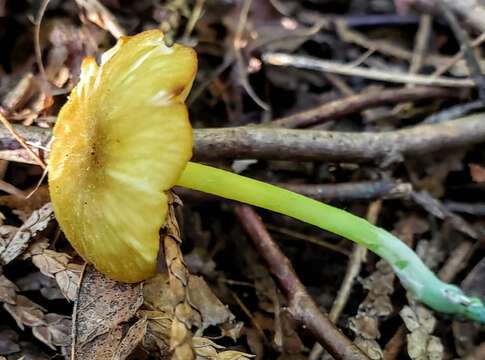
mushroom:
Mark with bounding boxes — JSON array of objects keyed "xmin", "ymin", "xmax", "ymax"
[{"xmin": 48, "ymin": 30, "xmax": 485, "ymax": 322}]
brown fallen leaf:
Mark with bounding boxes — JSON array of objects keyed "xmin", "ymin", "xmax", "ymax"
[
  {"xmin": 32, "ymin": 313, "xmax": 71, "ymax": 349},
  {"xmin": 192, "ymin": 337, "xmax": 254, "ymax": 359},
  {"xmin": 188, "ymin": 275, "xmax": 235, "ymax": 330},
  {"xmin": 0, "ymin": 203, "xmax": 54, "ymax": 265},
  {"xmin": 400, "ymin": 304, "xmax": 443, "ymax": 360},
  {"xmin": 72, "ymin": 264, "xmax": 143, "ymax": 359},
  {"xmin": 31, "ymin": 249, "xmax": 82, "ymax": 302},
  {"xmin": 76, "ymin": 326, "xmax": 125, "ymax": 360},
  {"xmin": 162, "ymin": 194, "xmax": 197, "ymax": 359},
  {"xmin": 16, "ymin": 271, "xmax": 64, "ymax": 300},
  {"xmin": 112, "ymin": 317, "xmax": 147, "ymax": 360},
  {"xmin": 349, "ymin": 260, "xmax": 396, "ymax": 359},
  {"xmin": 3, "ymin": 295, "xmax": 45, "ymax": 331},
  {"xmin": 0, "ymin": 273, "xmax": 70, "ymax": 351},
  {"xmin": 0, "ymin": 274, "xmax": 18, "ymax": 305}
]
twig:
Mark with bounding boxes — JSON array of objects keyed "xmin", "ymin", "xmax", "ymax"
[
  {"xmin": 422, "ymin": 100, "xmax": 484, "ymax": 124},
  {"xmin": 382, "ymin": 326, "xmax": 407, "ymax": 360},
  {"xmin": 265, "ymin": 224, "xmax": 351, "ymax": 257},
  {"xmin": 233, "ymin": 0, "xmax": 269, "ymax": 110},
  {"xmin": 34, "ymin": 0, "xmax": 50, "ymax": 89},
  {"xmin": 233, "ymin": 205, "xmax": 369, "ymax": 360},
  {"xmin": 444, "ymin": 201, "xmax": 485, "ymax": 216},
  {"xmin": 438, "ymin": 241, "xmax": 474, "ymax": 283},
  {"xmin": 177, "ymin": 179, "xmax": 410, "ymax": 204},
  {"xmin": 262, "ymin": 53, "xmax": 475, "ymax": 87},
  {"xmin": 270, "ymin": 86, "xmax": 460, "ymax": 128},
  {"xmin": 3, "ymin": 113, "xmax": 485, "ymax": 165},
  {"xmin": 0, "ymin": 179, "xmax": 27, "ymax": 198},
  {"xmin": 230, "ymin": 290, "xmax": 269, "ymax": 343},
  {"xmin": 409, "ymin": 15, "xmax": 432, "ymax": 75},
  {"xmin": 432, "ymin": 32, "xmax": 485, "ymax": 77},
  {"xmin": 335, "ymin": 19, "xmax": 446, "ymax": 68},
  {"xmin": 277, "ymin": 180, "xmax": 412, "ymax": 201},
  {"xmin": 182, "ymin": 0, "xmax": 205, "ymax": 40},
  {"xmin": 391, "ymin": 15, "xmax": 433, "ymax": 115},
  {"xmin": 409, "ymin": 0, "xmax": 485, "ymax": 33},
  {"xmin": 436, "ymin": 0, "xmax": 485, "ymax": 101},
  {"xmin": 192, "ymin": 113, "xmax": 485, "ymax": 163},
  {"xmin": 309, "ymin": 201, "xmax": 381, "ymax": 360},
  {"xmin": 0, "ymin": 112, "xmax": 46, "ymax": 169}
]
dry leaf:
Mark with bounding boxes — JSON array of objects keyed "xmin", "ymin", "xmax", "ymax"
[
  {"xmin": 31, "ymin": 249, "xmax": 82, "ymax": 301},
  {"xmin": 400, "ymin": 304, "xmax": 443, "ymax": 360},
  {"xmin": 0, "ymin": 274, "xmax": 18, "ymax": 305},
  {"xmin": 349, "ymin": 260, "xmax": 395, "ymax": 359},
  {"xmin": 0, "ymin": 203, "xmax": 54, "ymax": 265},
  {"xmin": 76, "ymin": 326, "xmax": 125, "ymax": 360},
  {"xmin": 72, "ymin": 264, "xmax": 143, "ymax": 355},
  {"xmin": 32, "ymin": 313, "xmax": 71, "ymax": 349},
  {"xmin": 1, "ymin": 278, "xmax": 70, "ymax": 350},
  {"xmin": 162, "ymin": 195, "xmax": 196, "ymax": 359},
  {"xmin": 16, "ymin": 272, "xmax": 64, "ymax": 300},
  {"xmin": 3, "ymin": 295, "xmax": 45, "ymax": 330},
  {"xmin": 75, "ymin": 0, "xmax": 125, "ymax": 38},
  {"xmin": 0, "ymin": 327, "xmax": 20, "ymax": 355},
  {"xmin": 192, "ymin": 337, "xmax": 254, "ymax": 359},
  {"xmin": 112, "ymin": 317, "xmax": 147, "ymax": 360},
  {"xmin": 188, "ymin": 275, "xmax": 235, "ymax": 330},
  {"xmin": 160, "ymin": 193, "xmax": 248, "ymax": 359}
]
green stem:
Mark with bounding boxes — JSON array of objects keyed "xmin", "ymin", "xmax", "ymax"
[{"xmin": 177, "ymin": 162, "xmax": 485, "ymax": 323}]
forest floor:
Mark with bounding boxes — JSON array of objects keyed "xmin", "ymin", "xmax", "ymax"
[{"xmin": 0, "ymin": 0, "xmax": 485, "ymax": 359}]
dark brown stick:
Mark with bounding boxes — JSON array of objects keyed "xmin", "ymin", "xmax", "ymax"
[
  {"xmin": 176, "ymin": 179, "xmax": 411, "ymax": 203},
  {"xmin": 279, "ymin": 180, "xmax": 411, "ymax": 201},
  {"xmin": 271, "ymin": 86, "xmax": 461, "ymax": 128},
  {"xmin": 436, "ymin": 0, "xmax": 485, "ymax": 100},
  {"xmin": 233, "ymin": 204, "xmax": 369, "ymax": 360},
  {"xmin": 2, "ymin": 113, "xmax": 485, "ymax": 165}
]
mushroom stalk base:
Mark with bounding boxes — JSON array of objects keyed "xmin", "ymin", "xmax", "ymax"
[{"xmin": 177, "ymin": 161, "xmax": 485, "ymax": 323}]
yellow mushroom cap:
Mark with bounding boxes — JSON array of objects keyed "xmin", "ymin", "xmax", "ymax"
[{"xmin": 48, "ymin": 30, "xmax": 197, "ymax": 282}]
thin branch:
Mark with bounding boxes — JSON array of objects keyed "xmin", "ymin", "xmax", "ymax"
[
  {"xmin": 432, "ymin": 32, "xmax": 485, "ymax": 77},
  {"xmin": 3, "ymin": 113, "xmax": 485, "ymax": 165},
  {"xmin": 277, "ymin": 180, "xmax": 412, "ymax": 201},
  {"xmin": 335, "ymin": 19, "xmax": 446, "ymax": 68},
  {"xmin": 410, "ymin": 0, "xmax": 485, "ymax": 33},
  {"xmin": 233, "ymin": 204, "xmax": 369, "ymax": 360},
  {"xmin": 34, "ymin": 0, "xmax": 50, "ymax": 88},
  {"xmin": 177, "ymin": 179, "xmax": 410, "ymax": 203},
  {"xmin": 309, "ymin": 201, "xmax": 381, "ymax": 360},
  {"xmin": 192, "ymin": 113, "xmax": 485, "ymax": 163},
  {"xmin": 271, "ymin": 86, "xmax": 460, "ymax": 128},
  {"xmin": 0, "ymin": 112, "xmax": 46, "ymax": 170},
  {"xmin": 262, "ymin": 52, "xmax": 475, "ymax": 87},
  {"xmin": 436, "ymin": 0, "xmax": 485, "ymax": 101},
  {"xmin": 409, "ymin": 15, "xmax": 432, "ymax": 75}
]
